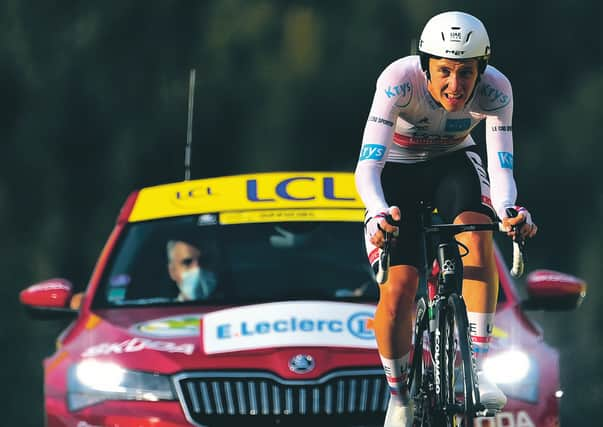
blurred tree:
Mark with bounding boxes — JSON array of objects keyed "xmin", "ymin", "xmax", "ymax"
[{"xmin": 0, "ymin": 0, "xmax": 600, "ymax": 424}]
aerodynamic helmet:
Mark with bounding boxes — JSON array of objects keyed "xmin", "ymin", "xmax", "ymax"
[{"xmin": 418, "ymin": 11, "xmax": 491, "ymax": 75}]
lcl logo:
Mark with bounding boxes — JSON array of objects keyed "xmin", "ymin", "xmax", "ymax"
[
  {"xmin": 175, "ymin": 186, "xmax": 213, "ymax": 200},
  {"xmin": 246, "ymin": 176, "xmax": 355, "ymax": 202}
]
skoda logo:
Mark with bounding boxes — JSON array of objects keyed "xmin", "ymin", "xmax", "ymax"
[{"xmin": 288, "ymin": 354, "xmax": 315, "ymax": 374}]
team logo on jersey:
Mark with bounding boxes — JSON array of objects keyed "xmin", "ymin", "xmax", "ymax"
[
  {"xmin": 368, "ymin": 115, "xmax": 394, "ymax": 127},
  {"xmin": 359, "ymin": 144, "xmax": 386, "ymax": 161},
  {"xmin": 491, "ymin": 125, "xmax": 512, "ymax": 132},
  {"xmin": 385, "ymin": 81, "xmax": 413, "ymax": 108},
  {"xmin": 498, "ymin": 152, "xmax": 514, "ymax": 169},
  {"xmin": 445, "ymin": 118, "xmax": 471, "ymax": 132},
  {"xmin": 385, "ymin": 82, "xmax": 411, "ymax": 98},
  {"xmin": 478, "ymin": 83, "xmax": 511, "ymax": 111}
]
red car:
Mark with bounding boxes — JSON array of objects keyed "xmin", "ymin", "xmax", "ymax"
[{"xmin": 20, "ymin": 172, "xmax": 586, "ymax": 427}]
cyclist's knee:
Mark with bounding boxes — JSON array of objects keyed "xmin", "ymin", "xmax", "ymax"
[
  {"xmin": 379, "ymin": 265, "xmax": 419, "ymax": 314},
  {"xmin": 454, "ymin": 211, "xmax": 494, "ymax": 262}
]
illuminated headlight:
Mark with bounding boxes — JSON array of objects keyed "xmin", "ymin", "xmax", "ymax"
[
  {"xmin": 67, "ymin": 360, "xmax": 175, "ymax": 411},
  {"xmin": 483, "ymin": 349, "xmax": 530, "ymax": 384},
  {"xmin": 482, "ymin": 349, "xmax": 539, "ymax": 403}
]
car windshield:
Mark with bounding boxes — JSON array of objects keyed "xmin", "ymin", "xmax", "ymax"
[{"xmin": 93, "ymin": 214, "xmax": 378, "ymax": 308}]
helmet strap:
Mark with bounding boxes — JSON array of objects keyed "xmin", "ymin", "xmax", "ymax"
[{"xmin": 419, "ymin": 53, "xmax": 431, "ymax": 81}]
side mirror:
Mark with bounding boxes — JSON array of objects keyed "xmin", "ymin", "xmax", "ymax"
[
  {"xmin": 19, "ymin": 279, "xmax": 78, "ymax": 319},
  {"xmin": 521, "ymin": 269, "xmax": 587, "ymax": 311}
]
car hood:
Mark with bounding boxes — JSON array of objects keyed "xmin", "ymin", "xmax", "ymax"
[
  {"xmin": 70, "ymin": 301, "xmax": 380, "ymax": 378},
  {"xmin": 67, "ymin": 300, "xmax": 540, "ymax": 378}
]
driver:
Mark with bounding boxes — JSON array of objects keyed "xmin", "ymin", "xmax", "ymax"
[{"xmin": 167, "ymin": 240, "xmax": 217, "ymax": 301}]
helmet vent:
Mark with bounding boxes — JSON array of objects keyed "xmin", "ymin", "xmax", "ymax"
[
  {"xmin": 465, "ymin": 31, "xmax": 473, "ymax": 42},
  {"xmin": 440, "ymin": 32, "xmax": 445, "ymax": 41}
]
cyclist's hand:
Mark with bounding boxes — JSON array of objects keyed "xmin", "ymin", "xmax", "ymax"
[
  {"xmin": 502, "ymin": 205, "xmax": 537, "ymax": 239},
  {"xmin": 365, "ymin": 206, "xmax": 401, "ymax": 247}
]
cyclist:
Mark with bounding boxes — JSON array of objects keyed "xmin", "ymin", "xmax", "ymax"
[{"xmin": 354, "ymin": 11, "xmax": 538, "ymax": 426}]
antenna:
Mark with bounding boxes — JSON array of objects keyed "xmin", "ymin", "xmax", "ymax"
[
  {"xmin": 410, "ymin": 38, "xmax": 417, "ymax": 55},
  {"xmin": 184, "ymin": 68, "xmax": 196, "ymax": 181}
]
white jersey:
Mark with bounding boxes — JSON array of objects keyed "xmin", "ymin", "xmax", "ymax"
[{"xmin": 355, "ymin": 55, "xmax": 517, "ymax": 220}]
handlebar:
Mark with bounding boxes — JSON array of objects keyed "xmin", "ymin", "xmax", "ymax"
[
  {"xmin": 505, "ymin": 207, "xmax": 527, "ymax": 278},
  {"xmin": 375, "ymin": 211, "xmax": 526, "ymax": 284}
]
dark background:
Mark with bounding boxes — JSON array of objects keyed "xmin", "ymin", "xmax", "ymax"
[{"xmin": 1, "ymin": 1, "xmax": 601, "ymax": 425}]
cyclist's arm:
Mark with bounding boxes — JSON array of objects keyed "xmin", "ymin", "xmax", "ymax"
[
  {"xmin": 355, "ymin": 60, "xmax": 408, "ymax": 216},
  {"xmin": 482, "ymin": 68, "xmax": 518, "ymax": 220}
]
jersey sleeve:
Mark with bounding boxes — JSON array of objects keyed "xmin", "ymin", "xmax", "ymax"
[
  {"xmin": 481, "ymin": 69, "xmax": 518, "ymax": 219},
  {"xmin": 354, "ymin": 60, "xmax": 412, "ymax": 216}
]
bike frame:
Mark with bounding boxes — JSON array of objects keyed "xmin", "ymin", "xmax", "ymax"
[{"xmin": 378, "ymin": 202, "xmax": 524, "ymax": 425}]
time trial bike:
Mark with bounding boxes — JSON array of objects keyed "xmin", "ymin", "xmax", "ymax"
[{"xmin": 376, "ymin": 203, "xmax": 525, "ymax": 426}]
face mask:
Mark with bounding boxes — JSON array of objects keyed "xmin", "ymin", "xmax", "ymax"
[{"xmin": 179, "ymin": 267, "xmax": 217, "ymax": 300}]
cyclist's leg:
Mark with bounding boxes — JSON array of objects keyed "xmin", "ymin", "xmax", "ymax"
[
  {"xmin": 375, "ymin": 265, "xmax": 418, "ymax": 426},
  {"xmin": 364, "ymin": 162, "xmax": 427, "ymax": 425},
  {"xmin": 433, "ymin": 147, "xmax": 498, "ymax": 354},
  {"xmin": 373, "ymin": 264, "xmax": 419, "ymax": 383},
  {"xmin": 365, "ymin": 234, "xmax": 419, "ymax": 405},
  {"xmin": 434, "ymin": 147, "xmax": 506, "ymax": 411},
  {"xmin": 454, "ymin": 210, "xmax": 497, "ymax": 317}
]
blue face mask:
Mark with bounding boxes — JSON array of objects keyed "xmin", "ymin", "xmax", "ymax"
[{"xmin": 179, "ymin": 267, "xmax": 217, "ymax": 300}]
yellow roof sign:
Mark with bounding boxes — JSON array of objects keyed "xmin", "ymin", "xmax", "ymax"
[{"xmin": 128, "ymin": 171, "xmax": 364, "ymax": 222}]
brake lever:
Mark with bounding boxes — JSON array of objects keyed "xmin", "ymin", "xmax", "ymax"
[
  {"xmin": 375, "ymin": 214, "xmax": 399, "ymax": 284},
  {"xmin": 505, "ymin": 207, "xmax": 527, "ymax": 277}
]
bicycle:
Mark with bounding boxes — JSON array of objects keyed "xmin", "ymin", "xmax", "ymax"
[{"xmin": 375, "ymin": 202, "xmax": 526, "ymax": 426}]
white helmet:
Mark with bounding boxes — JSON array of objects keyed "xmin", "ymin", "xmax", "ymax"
[{"xmin": 418, "ymin": 11, "xmax": 490, "ymax": 73}]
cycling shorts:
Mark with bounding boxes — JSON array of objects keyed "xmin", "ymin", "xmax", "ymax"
[{"xmin": 364, "ymin": 147, "xmax": 497, "ymax": 271}]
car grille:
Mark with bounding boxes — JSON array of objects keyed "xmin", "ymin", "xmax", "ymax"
[{"xmin": 173, "ymin": 369, "xmax": 388, "ymax": 426}]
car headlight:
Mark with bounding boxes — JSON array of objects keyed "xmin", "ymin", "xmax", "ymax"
[
  {"xmin": 67, "ymin": 359, "xmax": 175, "ymax": 411},
  {"xmin": 482, "ymin": 349, "xmax": 539, "ymax": 403},
  {"xmin": 483, "ymin": 349, "xmax": 530, "ymax": 384}
]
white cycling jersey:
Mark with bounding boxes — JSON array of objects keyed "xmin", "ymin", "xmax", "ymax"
[{"xmin": 355, "ymin": 55, "xmax": 517, "ymax": 220}]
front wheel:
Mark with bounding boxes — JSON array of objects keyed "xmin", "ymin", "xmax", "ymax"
[
  {"xmin": 408, "ymin": 297, "xmax": 435, "ymax": 426},
  {"xmin": 441, "ymin": 294, "xmax": 479, "ymax": 426}
]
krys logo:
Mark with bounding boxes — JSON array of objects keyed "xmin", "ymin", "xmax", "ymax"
[
  {"xmin": 385, "ymin": 82, "xmax": 411, "ymax": 99},
  {"xmin": 216, "ymin": 311, "xmax": 375, "ymax": 340},
  {"xmin": 479, "ymin": 84, "xmax": 510, "ymax": 111}
]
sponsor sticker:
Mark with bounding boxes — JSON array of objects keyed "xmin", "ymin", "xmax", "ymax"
[
  {"xmin": 384, "ymin": 82, "xmax": 411, "ymax": 99},
  {"xmin": 474, "ymin": 410, "xmax": 535, "ymax": 427},
  {"xmin": 359, "ymin": 144, "xmax": 386, "ymax": 161},
  {"xmin": 128, "ymin": 172, "xmax": 363, "ymax": 222},
  {"xmin": 197, "ymin": 213, "xmax": 218, "ymax": 225},
  {"xmin": 479, "ymin": 83, "xmax": 511, "ymax": 111},
  {"xmin": 203, "ymin": 301, "xmax": 377, "ymax": 354},
  {"xmin": 220, "ymin": 208, "xmax": 364, "ymax": 225},
  {"xmin": 497, "ymin": 152, "xmax": 514, "ymax": 169},
  {"xmin": 368, "ymin": 115, "xmax": 394, "ymax": 127},
  {"xmin": 445, "ymin": 118, "xmax": 471, "ymax": 132},
  {"xmin": 82, "ymin": 337, "xmax": 194, "ymax": 357},
  {"xmin": 491, "ymin": 125, "xmax": 512, "ymax": 132},
  {"xmin": 132, "ymin": 315, "xmax": 203, "ymax": 338},
  {"xmin": 449, "ymin": 31, "xmax": 463, "ymax": 42}
]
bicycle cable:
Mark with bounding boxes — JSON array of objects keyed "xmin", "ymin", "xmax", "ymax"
[{"xmin": 456, "ymin": 240, "xmax": 470, "ymax": 257}]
